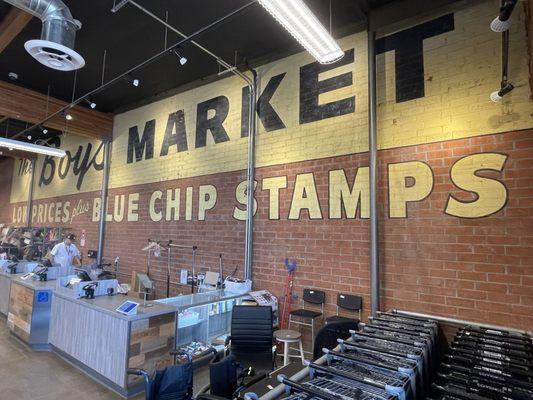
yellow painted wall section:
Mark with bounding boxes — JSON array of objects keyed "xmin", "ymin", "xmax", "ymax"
[{"xmin": 9, "ymin": 0, "xmax": 533, "ymax": 201}]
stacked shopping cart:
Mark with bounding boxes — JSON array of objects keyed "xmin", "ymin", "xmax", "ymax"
[
  {"xmin": 275, "ymin": 311, "xmax": 440, "ymax": 400},
  {"xmin": 429, "ymin": 325, "xmax": 533, "ymax": 400}
]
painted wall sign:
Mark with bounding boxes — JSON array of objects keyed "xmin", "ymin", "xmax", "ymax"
[
  {"xmin": 8, "ymin": 2, "xmax": 532, "ymax": 207},
  {"xmin": 10, "ymin": 152, "xmax": 509, "ymax": 225}
]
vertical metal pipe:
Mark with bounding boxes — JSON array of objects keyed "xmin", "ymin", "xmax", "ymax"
[
  {"xmin": 26, "ymin": 158, "xmax": 36, "ymax": 228},
  {"xmin": 502, "ymin": 29, "xmax": 509, "ymax": 83},
  {"xmin": 244, "ymin": 72, "xmax": 258, "ymax": 281},
  {"xmin": 368, "ymin": 30, "xmax": 380, "ymax": 316},
  {"xmin": 167, "ymin": 244, "xmax": 171, "ymax": 297},
  {"xmin": 192, "ymin": 246, "xmax": 197, "ymax": 293},
  {"xmin": 96, "ymin": 140, "xmax": 111, "ymax": 265}
]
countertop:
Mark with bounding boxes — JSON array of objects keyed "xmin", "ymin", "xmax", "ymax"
[
  {"xmin": 11, "ymin": 276, "xmax": 57, "ymax": 290},
  {"xmin": 54, "ymin": 288, "xmax": 177, "ymax": 321},
  {"xmin": 0, "ymin": 271, "xmax": 23, "ymax": 279},
  {"xmin": 156, "ymin": 289, "xmax": 249, "ymax": 311}
]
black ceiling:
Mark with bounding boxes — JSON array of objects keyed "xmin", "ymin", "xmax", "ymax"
[
  {"xmin": 0, "ymin": 117, "xmax": 62, "ymax": 144},
  {"xmin": 0, "ymin": 0, "xmax": 397, "ymax": 114}
]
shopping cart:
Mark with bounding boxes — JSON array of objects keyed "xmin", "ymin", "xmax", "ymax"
[
  {"xmin": 309, "ymin": 356, "xmax": 412, "ymax": 400},
  {"xmin": 278, "ymin": 373, "xmax": 398, "ymax": 400},
  {"xmin": 334, "ymin": 340, "xmax": 419, "ymax": 398}
]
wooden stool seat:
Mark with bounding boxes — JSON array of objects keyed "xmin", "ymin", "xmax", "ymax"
[{"xmin": 274, "ymin": 329, "xmax": 305, "ymax": 365}]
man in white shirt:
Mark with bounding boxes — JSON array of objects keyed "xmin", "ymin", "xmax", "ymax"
[{"xmin": 49, "ymin": 233, "xmax": 81, "ymax": 269}]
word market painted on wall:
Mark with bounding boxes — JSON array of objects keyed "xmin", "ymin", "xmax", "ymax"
[
  {"xmin": 11, "ymin": 152, "xmax": 508, "ymax": 225},
  {"xmin": 126, "ymin": 15, "xmax": 453, "ymax": 163}
]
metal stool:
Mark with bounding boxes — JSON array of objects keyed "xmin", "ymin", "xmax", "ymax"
[{"xmin": 274, "ymin": 329, "xmax": 305, "ymax": 366}]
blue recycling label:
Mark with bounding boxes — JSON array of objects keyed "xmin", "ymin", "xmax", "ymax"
[{"xmin": 36, "ymin": 291, "xmax": 49, "ymax": 303}]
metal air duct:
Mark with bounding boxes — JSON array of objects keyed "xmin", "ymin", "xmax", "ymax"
[{"xmin": 3, "ymin": 0, "xmax": 85, "ymax": 70}]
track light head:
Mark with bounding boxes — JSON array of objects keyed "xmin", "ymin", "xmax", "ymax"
[
  {"xmin": 123, "ymin": 75, "xmax": 140, "ymax": 87},
  {"xmin": 490, "ymin": 82, "xmax": 514, "ymax": 102},
  {"xmin": 60, "ymin": 110, "xmax": 73, "ymax": 121},
  {"xmin": 173, "ymin": 49, "xmax": 188, "ymax": 66},
  {"xmin": 84, "ymin": 98, "xmax": 97, "ymax": 109},
  {"xmin": 490, "ymin": 0, "xmax": 517, "ymax": 32}
]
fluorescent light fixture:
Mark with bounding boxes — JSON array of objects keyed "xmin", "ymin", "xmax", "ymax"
[
  {"xmin": 258, "ymin": 0, "xmax": 344, "ymax": 64},
  {"xmin": 0, "ymin": 137, "xmax": 66, "ymax": 157}
]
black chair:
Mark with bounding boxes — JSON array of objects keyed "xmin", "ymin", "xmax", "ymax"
[
  {"xmin": 127, "ymin": 349, "xmax": 197, "ymax": 400},
  {"xmin": 312, "ymin": 319, "xmax": 359, "ymax": 361},
  {"xmin": 288, "ymin": 289, "xmax": 326, "ymax": 354},
  {"xmin": 225, "ymin": 305, "xmax": 275, "ymax": 373},
  {"xmin": 325, "ymin": 293, "xmax": 362, "ymax": 324},
  {"xmin": 196, "ymin": 353, "xmax": 268, "ymax": 400}
]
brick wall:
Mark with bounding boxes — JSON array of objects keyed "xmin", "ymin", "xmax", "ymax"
[
  {"xmin": 33, "ymin": 128, "xmax": 528, "ymax": 331},
  {"xmin": 379, "ymin": 130, "xmax": 533, "ymax": 330},
  {"xmin": 1, "ymin": 0, "xmax": 532, "ymax": 333},
  {"xmin": 0, "ymin": 158, "xmax": 14, "ymax": 224}
]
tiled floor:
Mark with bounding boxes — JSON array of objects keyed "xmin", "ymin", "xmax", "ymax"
[{"xmin": 0, "ymin": 317, "xmax": 209, "ymax": 400}]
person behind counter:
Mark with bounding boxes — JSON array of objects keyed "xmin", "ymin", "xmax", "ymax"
[{"xmin": 48, "ymin": 233, "xmax": 81, "ymax": 268}]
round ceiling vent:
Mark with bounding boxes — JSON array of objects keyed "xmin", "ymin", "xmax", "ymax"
[{"xmin": 24, "ymin": 39, "xmax": 85, "ymax": 71}]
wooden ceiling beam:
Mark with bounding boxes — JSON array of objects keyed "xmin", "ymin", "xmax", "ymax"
[
  {"xmin": 0, "ymin": 7, "xmax": 33, "ymax": 54},
  {"xmin": 0, "ymin": 81, "xmax": 113, "ymax": 140}
]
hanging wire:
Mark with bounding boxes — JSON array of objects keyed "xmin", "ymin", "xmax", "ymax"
[
  {"xmin": 71, "ymin": 69, "xmax": 78, "ymax": 103},
  {"xmin": 101, "ymin": 49, "xmax": 107, "ymax": 86},
  {"xmin": 44, "ymin": 84, "xmax": 50, "ymax": 119},
  {"xmin": 329, "ymin": 0, "xmax": 332, "ymax": 34},
  {"xmin": 164, "ymin": 11, "xmax": 169, "ymax": 50}
]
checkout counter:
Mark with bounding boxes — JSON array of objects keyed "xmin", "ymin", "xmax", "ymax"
[
  {"xmin": 50, "ymin": 289, "xmax": 177, "ymax": 398},
  {"xmin": 0, "ymin": 271, "xmax": 17, "ymax": 315},
  {"xmin": 0, "ymin": 261, "xmax": 74, "ymax": 350},
  {"xmin": 0, "ymin": 261, "xmax": 40, "ymax": 315},
  {"xmin": 48, "ymin": 288, "xmax": 256, "ymax": 398},
  {"xmin": 7, "ymin": 276, "xmax": 56, "ymax": 350}
]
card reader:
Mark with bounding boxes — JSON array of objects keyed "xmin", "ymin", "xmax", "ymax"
[{"xmin": 116, "ymin": 300, "xmax": 139, "ymax": 316}]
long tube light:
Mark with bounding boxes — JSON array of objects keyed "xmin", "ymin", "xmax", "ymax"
[
  {"xmin": 0, "ymin": 137, "xmax": 66, "ymax": 158},
  {"xmin": 258, "ymin": 0, "xmax": 344, "ymax": 64}
]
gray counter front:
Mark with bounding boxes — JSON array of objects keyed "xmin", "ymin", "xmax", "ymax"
[
  {"xmin": 7, "ymin": 277, "xmax": 56, "ymax": 350},
  {"xmin": 0, "ymin": 271, "xmax": 21, "ymax": 316},
  {"xmin": 50, "ymin": 289, "xmax": 177, "ymax": 398}
]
